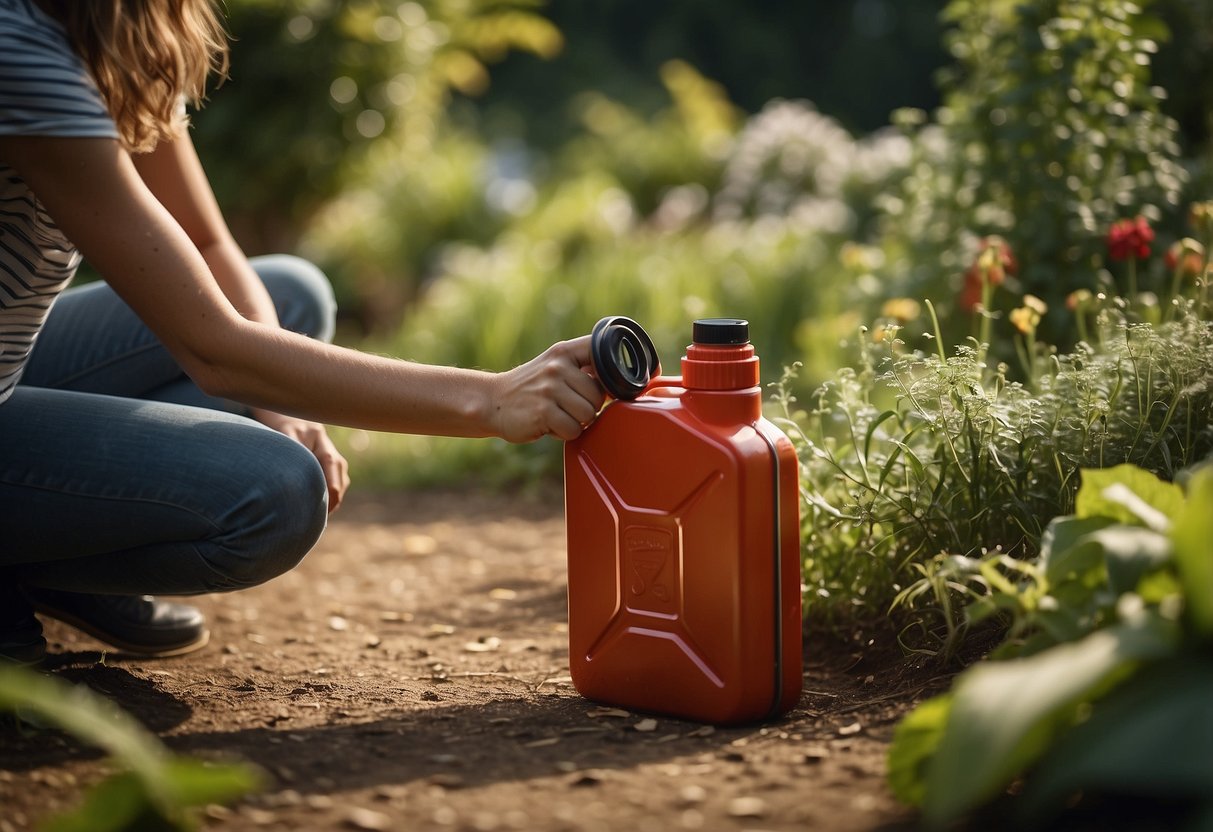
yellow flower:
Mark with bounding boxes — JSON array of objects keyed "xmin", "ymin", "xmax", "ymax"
[
  {"xmin": 1010, "ymin": 306, "xmax": 1041, "ymax": 334},
  {"xmin": 1066, "ymin": 289, "xmax": 1093, "ymax": 311},
  {"xmin": 1165, "ymin": 238, "xmax": 1207, "ymax": 277},
  {"xmin": 880, "ymin": 297, "xmax": 921, "ymax": 322},
  {"xmin": 1190, "ymin": 201, "xmax": 1213, "ymax": 235},
  {"xmin": 839, "ymin": 242, "xmax": 881, "ymax": 272},
  {"xmin": 1023, "ymin": 294, "xmax": 1047, "ymax": 315}
]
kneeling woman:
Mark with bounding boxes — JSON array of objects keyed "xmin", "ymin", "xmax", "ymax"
[{"xmin": 0, "ymin": 0, "xmax": 604, "ymax": 665}]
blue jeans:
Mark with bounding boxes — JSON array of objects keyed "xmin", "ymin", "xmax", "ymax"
[{"xmin": 0, "ymin": 255, "xmax": 334, "ymax": 596}]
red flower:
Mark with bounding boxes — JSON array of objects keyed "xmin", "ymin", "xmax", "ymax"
[
  {"xmin": 958, "ymin": 268, "xmax": 983, "ymax": 313},
  {"xmin": 1106, "ymin": 216, "xmax": 1154, "ymax": 261}
]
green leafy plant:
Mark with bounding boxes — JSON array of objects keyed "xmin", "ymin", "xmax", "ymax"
[
  {"xmin": 0, "ymin": 667, "xmax": 260, "ymax": 831},
  {"xmin": 776, "ymin": 289, "xmax": 1213, "ymax": 640},
  {"xmin": 886, "ymin": 464, "xmax": 1213, "ymax": 829}
]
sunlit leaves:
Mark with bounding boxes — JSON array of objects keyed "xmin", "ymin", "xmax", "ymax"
[{"xmin": 888, "ymin": 466, "xmax": 1213, "ymax": 827}]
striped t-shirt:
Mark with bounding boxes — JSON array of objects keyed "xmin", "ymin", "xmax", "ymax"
[{"xmin": 0, "ymin": 0, "xmax": 119, "ymax": 403}]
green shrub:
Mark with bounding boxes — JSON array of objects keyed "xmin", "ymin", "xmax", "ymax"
[
  {"xmin": 886, "ymin": 464, "xmax": 1213, "ymax": 828},
  {"xmin": 301, "ymin": 127, "xmax": 498, "ymax": 328},
  {"xmin": 779, "ymin": 224, "xmax": 1213, "ymax": 641},
  {"xmin": 874, "ymin": 0, "xmax": 1187, "ymax": 350}
]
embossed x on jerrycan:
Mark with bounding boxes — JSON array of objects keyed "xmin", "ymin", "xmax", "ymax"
[{"xmin": 564, "ymin": 317, "xmax": 802, "ymax": 725}]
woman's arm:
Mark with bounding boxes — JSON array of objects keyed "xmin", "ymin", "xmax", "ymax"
[
  {"xmin": 131, "ymin": 131, "xmax": 279, "ymax": 326},
  {"xmin": 131, "ymin": 132, "xmax": 351, "ymax": 510},
  {"xmin": 0, "ymin": 134, "xmax": 604, "ymax": 441}
]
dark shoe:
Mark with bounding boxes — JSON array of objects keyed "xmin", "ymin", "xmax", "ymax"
[
  {"xmin": 0, "ymin": 619, "xmax": 46, "ymax": 667},
  {"xmin": 24, "ymin": 588, "xmax": 209, "ymax": 658},
  {"xmin": 1, "ymin": 579, "xmax": 46, "ymax": 666}
]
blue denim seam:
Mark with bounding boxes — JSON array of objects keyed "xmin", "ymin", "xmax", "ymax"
[
  {"xmin": 43, "ymin": 340, "xmax": 170, "ymax": 389},
  {"xmin": 0, "ymin": 475, "xmax": 226, "ymax": 536}
]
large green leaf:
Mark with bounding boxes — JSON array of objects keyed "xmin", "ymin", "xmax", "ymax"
[
  {"xmin": 1039, "ymin": 515, "xmax": 1113, "ymax": 585},
  {"xmin": 0, "ymin": 667, "xmax": 170, "ymax": 802},
  {"xmin": 38, "ymin": 763, "xmax": 260, "ymax": 832},
  {"xmin": 39, "ymin": 773, "xmax": 170, "ymax": 832},
  {"xmin": 1087, "ymin": 526, "xmax": 1173, "ymax": 596},
  {"xmin": 886, "ymin": 693, "xmax": 953, "ymax": 807},
  {"xmin": 1075, "ymin": 466, "xmax": 1184, "ymax": 531},
  {"xmin": 1172, "ymin": 469, "xmax": 1213, "ymax": 639},
  {"xmin": 921, "ymin": 615, "xmax": 1177, "ymax": 828},
  {"xmin": 159, "ymin": 759, "xmax": 262, "ymax": 808},
  {"xmin": 1018, "ymin": 656, "xmax": 1213, "ymax": 825}
]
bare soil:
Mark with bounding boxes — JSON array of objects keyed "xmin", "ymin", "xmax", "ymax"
[{"xmin": 0, "ymin": 488, "xmax": 955, "ymax": 832}]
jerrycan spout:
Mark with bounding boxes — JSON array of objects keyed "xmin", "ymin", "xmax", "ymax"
[{"xmin": 681, "ymin": 318, "xmax": 762, "ymax": 423}]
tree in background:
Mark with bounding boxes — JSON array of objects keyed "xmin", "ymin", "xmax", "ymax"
[{"xmin": 469, "ymin": 0, "xmax": 951, "ymax": 145}]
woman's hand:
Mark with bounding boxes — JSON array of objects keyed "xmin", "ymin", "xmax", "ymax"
[
  {"xmin": 489, "ymin": 335, "xmax": 606, "ymax": 443},
  {"xmin": 253, "ymin": 409, "xmax": 351, "ymax": 512}
]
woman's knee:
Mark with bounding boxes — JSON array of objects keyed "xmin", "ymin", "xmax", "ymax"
[
  {"xmin": 204, "ymin": 432, "xmax": 329, "ymax": 591},
  {"xmin": 252, "ymin": 254, "xmax": 337, "ymax": 343}
]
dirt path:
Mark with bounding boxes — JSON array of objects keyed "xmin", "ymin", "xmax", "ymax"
[{"xmin": 1, "ymin": 489, "xmax": 940, "ymax": 832}]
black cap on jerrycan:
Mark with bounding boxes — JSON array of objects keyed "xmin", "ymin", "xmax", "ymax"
[{"xmin": 692, "ymin": 318, "xmax": 749, "ymax": 345}]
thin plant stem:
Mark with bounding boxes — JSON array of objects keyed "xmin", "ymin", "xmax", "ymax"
[
  {"xmin": 978, "ymin": 270, "xmax": 993, "ymax": 371},
  {"xmin": 925, "ymin": 299, "xmax": 947, "ymax": 363},
  {"xmin": 1166, "ymin": 264, "xmax": 1183, "ymax": 323}
]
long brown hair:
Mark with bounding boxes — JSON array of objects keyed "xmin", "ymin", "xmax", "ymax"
[{"xmin": 38, "ymin": 0, "xmax": 230, "ymax": 153}]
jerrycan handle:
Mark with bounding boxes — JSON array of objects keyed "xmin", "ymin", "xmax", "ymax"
[{"xmin": 589, "ymin": 316, "xmax": 662, "ymax": 400}]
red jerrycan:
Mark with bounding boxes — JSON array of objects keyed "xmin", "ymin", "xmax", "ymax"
[{"xmin": 564, "ymin": 316, "xmax": 802, "ymax": 725}]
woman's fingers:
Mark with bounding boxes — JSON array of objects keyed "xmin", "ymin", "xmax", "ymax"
[
  {"xmin": 493, "ymin": 336, "xmax": 606, "ymax": 443},
  {"xmin": 254, "ymin": 409, "xmax": 350, "ymax": 512},
  {"xmin": 312, "ymin": 435, "xmax": 350, "ymax": 512}
]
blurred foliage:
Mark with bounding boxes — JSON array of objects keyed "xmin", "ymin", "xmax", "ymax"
[
  {"xmin": 313, "ymin": 75, "xmax": 919, "ymax": 483},
  {"xmin": 559, "ymin": 59, "xmax": 740, "ymax": 216},
  {"xmin": 301, "ymin": 126, "xmax": 498, "ymax": 328},
  {"xmin": 182, "ymin": 0, "xmax": 1213, "ymax": 498},
  {"xmin": 0, "ymin": 667, "xmax": 260, "ymax": 830},
  {"xmin": 331, "ymin": 69, "xmax": 917, "ymax": 378},
  {"xmin": 471, "ymin": 0, "xmax": 953, "ymax": 144},
  {"xmin": 1152, "ymin": 0, "xmax": 1213, "ymax": 154},
  {"xmin": 192, "ymin": 0, "xmax": 561, "ymax": 251}
]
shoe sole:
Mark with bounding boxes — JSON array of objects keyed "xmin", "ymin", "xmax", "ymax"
[{"xmin": 31, "ymin": 604, "xmax": 210, "ymax": 658}]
